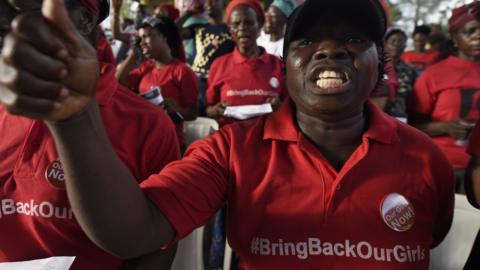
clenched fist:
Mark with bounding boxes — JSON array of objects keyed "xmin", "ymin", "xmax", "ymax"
[{"xmin": 0, "ymin": 0, "xmax": 99, "ymax": 121}]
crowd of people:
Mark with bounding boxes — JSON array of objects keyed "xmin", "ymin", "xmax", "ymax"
[{"xmin": 0, "ymin": 0, "xmax": 480, "ymax": 269}]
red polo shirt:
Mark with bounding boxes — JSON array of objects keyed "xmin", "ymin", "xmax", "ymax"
[
  {"xmin": 411, "ymin": 56, "xmax": 480, "ymax": 169},
  {"xmin": 401, "ymin": 50, "xmax": 439, "ymax": 72},
  {"xmin": 0, "ymin": 63, "xmax": 180, "ymax": 269},
  {"xmin": 141, "ymin": 100, "xmax": 454, "ymax": 269},
  {"xmin": 206, "ymin": 47, "xmax": 287, "ymax": 126},
  {"xmin": 128, "ymin": 58, "xmax": 198, "ymax": 146}
]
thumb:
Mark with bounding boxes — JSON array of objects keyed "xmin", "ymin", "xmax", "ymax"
[{"xmin": 42, "ymin": 0, "xmax": 84, "ymax": 47}]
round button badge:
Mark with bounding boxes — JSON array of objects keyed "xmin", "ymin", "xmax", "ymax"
[
  {"xmin": 380, "ymin": 193, "xmax": 415, "ymax": 232},
  {"xmin": 270, "ymin": 77, "xmax": 280, "ymax": 88},
  {"xmin": 45, "ymin": 160, "xmax": 66, "ymax": 188}
]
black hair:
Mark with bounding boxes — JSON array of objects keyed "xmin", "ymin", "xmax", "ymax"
[
  {"xmin": 385, "ymin": 29, "xmax": 407, "ymax": 42},
  {"xmin": 139, "ymin": 17, "xmax": 183, "ymax": 60},
  {"xmin": 413, "ymin": 25, "xmax": 431, "ymax": 36}
]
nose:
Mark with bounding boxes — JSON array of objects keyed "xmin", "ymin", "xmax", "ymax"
[{"xmin": 312, "ymin": 41, "xmax": 349, "ymax": 61}]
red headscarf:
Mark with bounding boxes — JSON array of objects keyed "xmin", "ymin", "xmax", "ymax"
[
  {"xmin": 226, "ymin": 0, "xmax": 265, "ymax": 25},
  {"xmin": 159, "ymin": 3, "xmax": 180, "ymax": 21},
  {"xmin": 79, "ymin": 0, "xmax": 101, "ymax": 16},
  {"xmin": 449, "ymin": 1, "xmax": 480, "ymax": 33}
]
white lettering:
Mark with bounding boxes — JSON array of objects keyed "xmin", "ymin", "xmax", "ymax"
[
  {"xmin": 308, "ymin": 238, "xmax": 321, "ymax": 255},
  {"xmin": 357, "ymin": 241, "xmax": 372, "ymax": 259},
  {"xmin": 296, "ymin": 242, "xmax": 308, "ymax": 260},
  {"xmin": 39, "ymin": 202, "xmax": 53, "ymax": 218},
  {"xmin": 394, "ymin": 245, "xmax": 407, "ymax": 263},
  {"xmin": 345, "ymin": 240, "xmax": 357, "ymax": 258},
  {"xmin": 3, "ymin": 199, "xmax": 15, "ymax": 215}
]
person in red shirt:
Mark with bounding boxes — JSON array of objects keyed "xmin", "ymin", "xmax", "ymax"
[
  {"xmin": 0, "ymin": 0, "xmax": 179, "ymax": 269},
  {"xmin": 0, "ymin": 0, "xmax": 455, "ymax": 269},
  {"xmin": 206, "ymin": 0, "xmax": 287, "ymax": 127},
  {"xmin": 117, "ymin": 16, "xmax": 198, "ymax": 149},
  {"xmin": 410, "ymin": 1, "xmax": 480, "ymax": 191},
  {"xmin": 401, "ymin": 25, "xmax": 439, "ymax": 73}
]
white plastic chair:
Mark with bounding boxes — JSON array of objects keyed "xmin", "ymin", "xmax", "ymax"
[
  {"xmin": 170, "ymin": 117, "xmax": 219, "ymax": 270},
  {"xmin": 429, "ymin": 194, "xmax": 480, "ymax": 270},
  {"xmin": 183, "ymin": 117, "xmax": 219, "ymax": 147}
]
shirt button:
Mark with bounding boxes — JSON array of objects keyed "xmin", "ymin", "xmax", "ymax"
[{"xmin": 336, "ymin": 184, "xmax": 342, "ymax": 191}]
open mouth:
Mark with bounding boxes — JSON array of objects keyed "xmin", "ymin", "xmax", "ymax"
[{"xmin": 316, "ymin": 70, "xmax": 350, "ymax": 89}]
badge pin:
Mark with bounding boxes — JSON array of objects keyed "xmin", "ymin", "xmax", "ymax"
[
  {"xmin": 45, "ymin": 160, "xmax": 66, "ymax": 188},
  {"xmin": 270, "ymin": 77, "xmax": 280, "ymax": 88},
  {"xmin": 380, "ymin": 193, "xmax": 415, "ymax": 232}
]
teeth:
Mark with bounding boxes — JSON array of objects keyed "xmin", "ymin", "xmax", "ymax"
[
  {"xmin": 318, "ymin": 70, "xmax": 345, "ymax": 79},
  {"xmin": 316, "ymin": 78, "xmax": 344, "ymax": 89}
]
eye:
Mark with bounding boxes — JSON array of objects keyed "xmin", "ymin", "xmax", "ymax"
[
  {"xmin": 345, "ymin": 36, "xmax": 366, "ymax": 44},
  {"xmin": 298, "ymin": 39, "xmax": 313, "ymax": 46}
]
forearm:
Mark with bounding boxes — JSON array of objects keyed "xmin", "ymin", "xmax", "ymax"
[
  {"xmin": 466, "ymin": 157, "xmax": 480, "ymax": 209},
  {"xmin": 409, "ymin": 118, "xmax": 448, "ymax": 137},
  {"xmin": 116, "ymin": 52, "xmax": 137, "ymax": 88},
  {"xmin": 111, "ymin": 13, "xmax": 130, "ymax": 43},
  {"xmin": 46, "ymin": 100, "xmax": 174, "ymax": 258},
  {"xmin": 174, "ymin": 104, "xmax": 198, "ymax": 121}
]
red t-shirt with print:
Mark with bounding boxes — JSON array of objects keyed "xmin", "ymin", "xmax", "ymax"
[
  {"xmin": 129, "ymin": 58, "xmax": 198, "ymax": 146},
  {"xmin": 141, "ymin": 100, "xmax": 454, "ymax": 270},
  {"xmin": 0, "ymin": 63, "xmax": 180, "ymax": 270},
  {"xmin": 411, "ymin": 56, "xmax": 480, "ymax": 169},
  {"xmin": 206, "ymin": 47, "xmax": 287, "ymax": 126}
]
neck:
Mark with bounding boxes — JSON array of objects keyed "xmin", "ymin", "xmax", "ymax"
[
  {"xmin": 296, "ymin": 108, "xmax": 366, "ymax": 170},
  {"xmin": 154, "ymin": 56, "xmax": 173, "ymax": 68},
  {"xmin": 458, "ymin": 52, "xmax": 480, "ymax": 62},
  {"xmin": 239, "ymin": 44, "xmax": 261, "ymax": 59},
  {"xmin": 269, "ymin": 30, "xmax": 283, "ymax": 42}
]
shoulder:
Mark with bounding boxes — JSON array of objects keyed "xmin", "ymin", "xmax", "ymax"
[
  {"xmin": 188, "ymin": 116, "xmax": 267, "ymax": 154},
  {"xmin": 210, "ymin": 53, "xmax": 234, "ymax": 70}
]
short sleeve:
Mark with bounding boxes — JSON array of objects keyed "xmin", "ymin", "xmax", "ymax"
[
  {"xmin": 206, "ymin": 59, "xmax": 224, "ymax": 106},
  {"xmin": 177, "ymin": 64, "xmax": 198, "ymax": 106},
  {"xmin": 128, "ymin": 62, "xmax": 153, "ymax": 91},
  {"xmin": 410, "ymin": 71, "xmax": 436, "ymax": 116},
  {"xmin": 140, "ymin": 131, "xmax": 231, "ymax": 239},
  {"xmin": 468, "ymin": 119, "xmax": 480, "ymax": 156}
]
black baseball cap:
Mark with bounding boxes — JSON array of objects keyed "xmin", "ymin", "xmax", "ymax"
[{"xmin": 283, "ymin": 0, "xmax": 388, "ymax": 58}]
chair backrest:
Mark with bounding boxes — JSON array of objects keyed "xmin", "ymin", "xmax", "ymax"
[
  {"xmin": 183, "ymin": 117, "xmax": 219, "ymax": 147},
  {"xmin": 429, "ymin": 194, "xmax": 480, "ymax": 270},
  {"xmin": 170, "ymin": 117, "xmax": 219, "ymax": 270}
]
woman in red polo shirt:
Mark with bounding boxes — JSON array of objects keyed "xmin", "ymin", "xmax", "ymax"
[
  {"xmin": 410, "ymin": 2, "xmax": 480, "ymax": 191},
  {"xmin": 118, "ymin": 17, "xmax": 198, "ymax": 149},
  {"xmin": 206, "ymin": 0, "xmax": 287, "ymax": 127}
]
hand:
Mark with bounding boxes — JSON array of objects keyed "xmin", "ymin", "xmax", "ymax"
[
  {"xmin": 266, "ymin": 96, "xmax": 281, "ymax": 111},
  {"xmin": 206, "ymin": 101, "xmax": 227, "ymax": 118},
  {"xmin": 444, "ymin": 119, "xmax": 475, "ymax": 140},
  {"xmin": 112, "ymin": 0, "xmax": 123, "ymax": 14},
  {"xmin": 0, "ymin": 0, "xmax": 99, "ymax": 121}
]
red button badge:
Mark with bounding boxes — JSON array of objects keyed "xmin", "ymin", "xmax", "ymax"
[
  {"xmin": 45, "ymin": 160, "xmax": 66, "ymax": 188},
  {"xmin": 380, "ymin": 193, "xmax": 415, "ymax": 232}
]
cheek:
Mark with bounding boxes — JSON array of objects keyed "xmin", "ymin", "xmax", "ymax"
[{"xmin": 354, "ymin": 47, "xmax": 379, "ymax": 89}]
